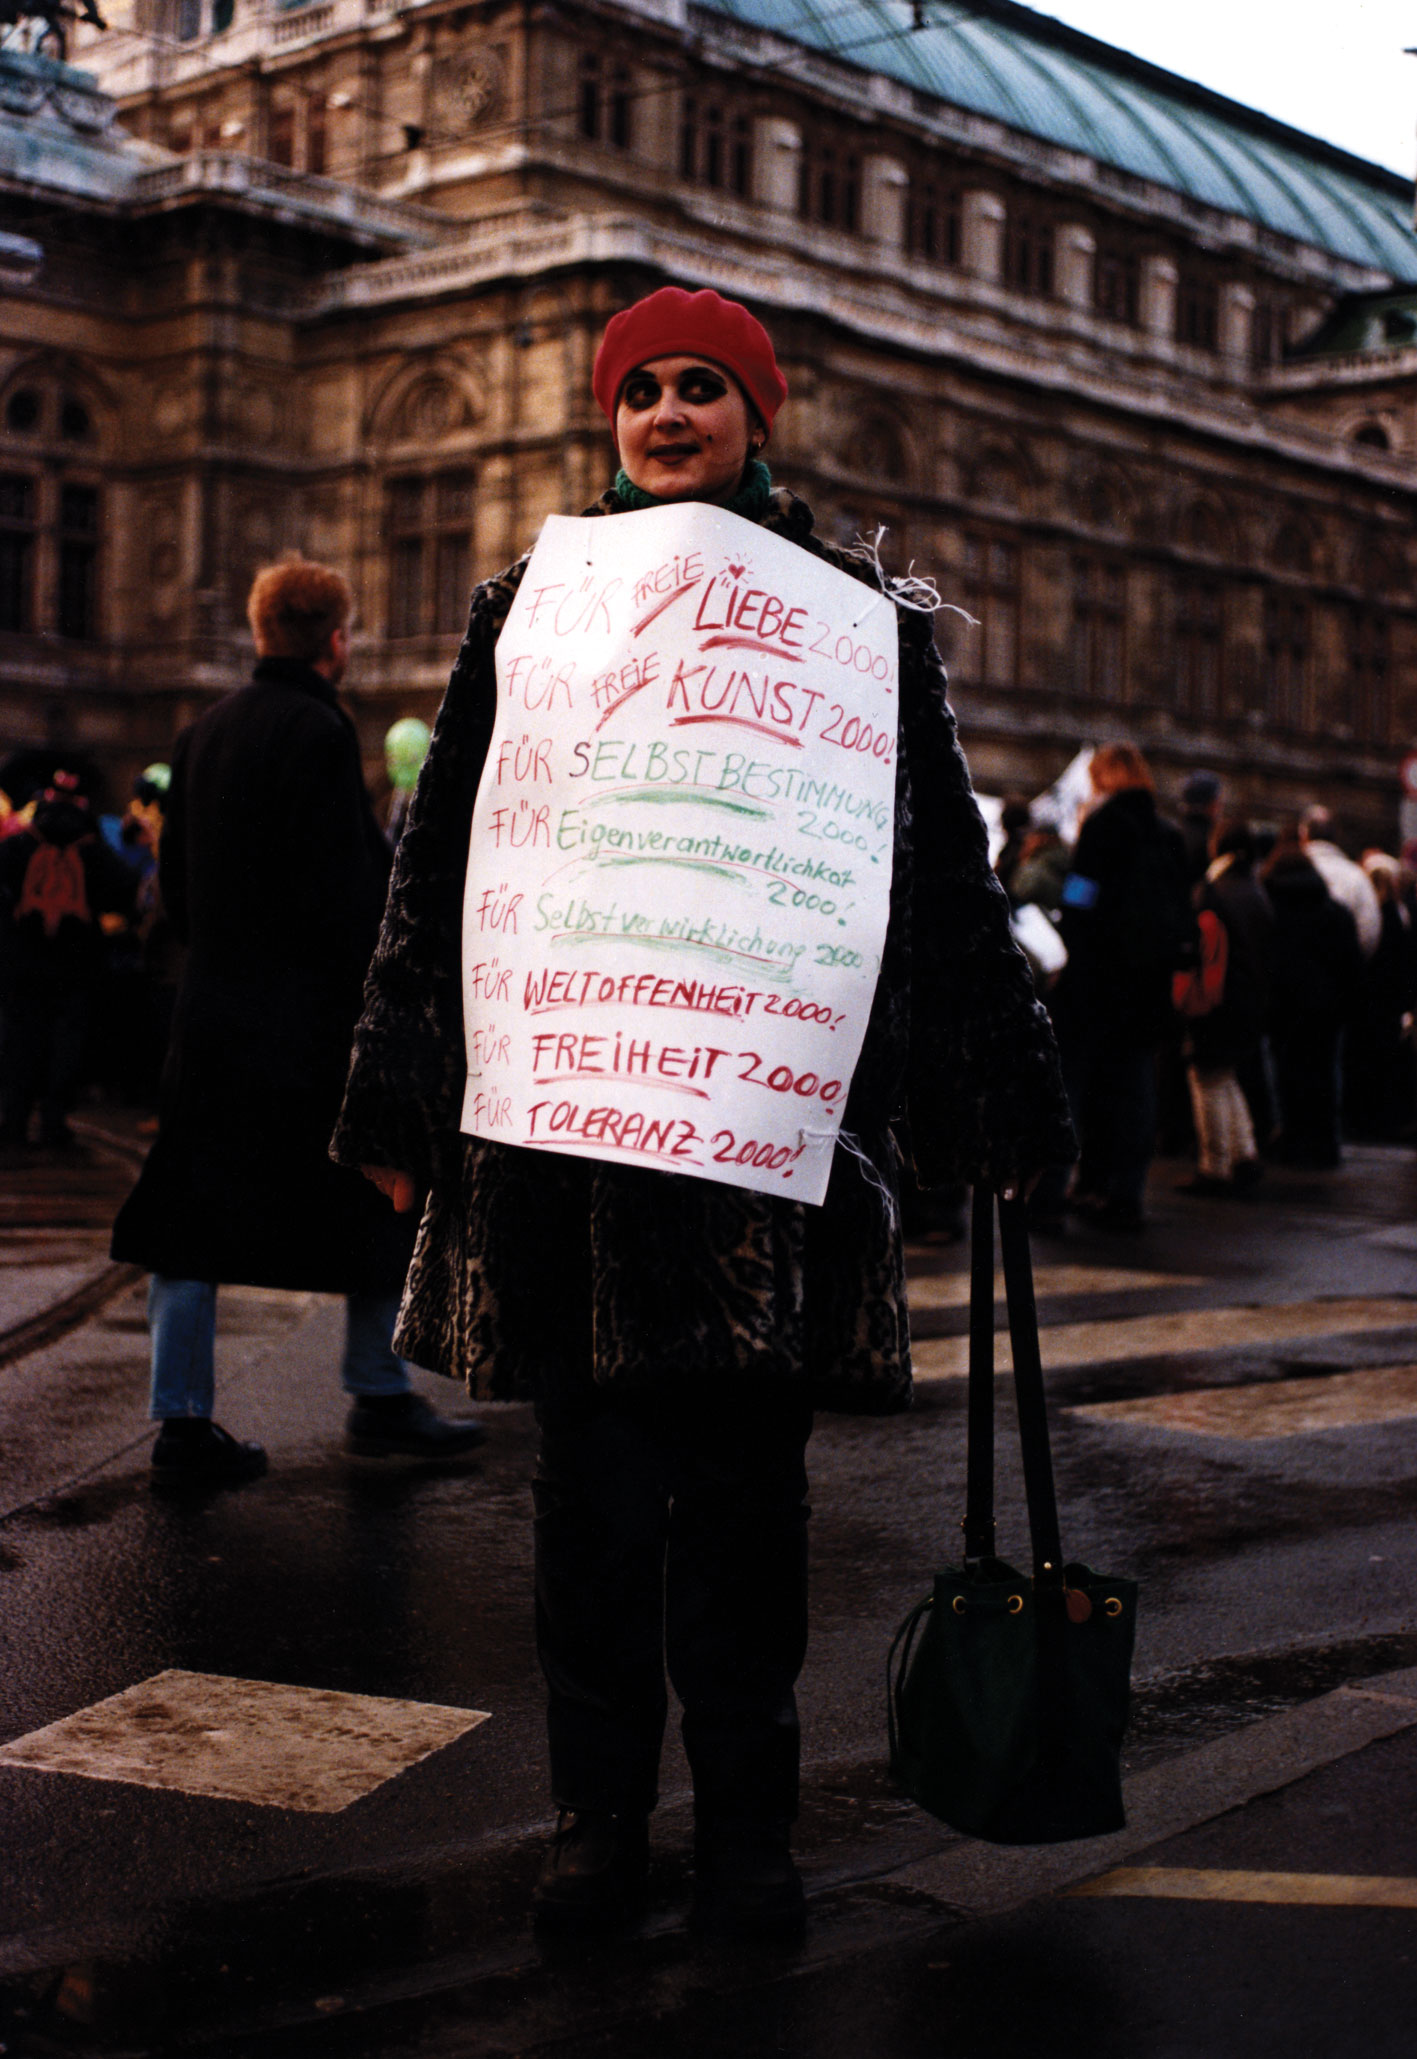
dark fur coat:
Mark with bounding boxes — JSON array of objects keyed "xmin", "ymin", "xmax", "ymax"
[{"xmin": 332, "ymin": 488, "xmax": 1073, "ymax": 1411}]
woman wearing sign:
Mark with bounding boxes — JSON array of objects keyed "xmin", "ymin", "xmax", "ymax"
[{"xmin": 333, "ymin": 288, "xmax": 1073, "ymax": 1935}]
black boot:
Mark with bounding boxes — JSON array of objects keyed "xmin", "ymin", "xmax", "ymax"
[
  {"xmin": 151, "ymin": 1418, "xmax": 267, "ymax": 1490},
  {"xmin": 532, "ymin": 1808, "xmax": 649, "ymax": 1926},
  {"xmin": 345, "ymin": 1391, "xmax": 487, "ymax": 1458},
  {"xmin": 692, "ymin": 1822, "xmax": 805, "ymax": 1938}
]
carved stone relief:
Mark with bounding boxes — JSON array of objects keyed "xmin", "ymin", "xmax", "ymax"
[{"xmin": 437, "ymin": 42, "xmax": 506, "ymax": 133}]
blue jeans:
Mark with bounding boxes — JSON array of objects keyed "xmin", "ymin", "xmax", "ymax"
[{"xmin": 147, "ymin": 1276, "xmax": 410, "ymax": 1420}]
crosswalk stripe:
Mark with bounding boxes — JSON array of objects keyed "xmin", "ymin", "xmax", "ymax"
[
  {"xmin": 911, "ymin": 1296, "xmax": 1417, "ymax": 1381},
  {"xmin": 0, "ymin": 1670, "xmax": 489, "ymax": 1813},
  {"xmin": 1070, "ymin": 1867, "xmax": 1417, "ymax": 1908},
  {"xmin": 907, "ymin": 1265, "xmax": 1204, "ymax": 1311},
  {"xmin": 1071, "ymin": 1362, "xmax": 1417, "ymax": 1438}
]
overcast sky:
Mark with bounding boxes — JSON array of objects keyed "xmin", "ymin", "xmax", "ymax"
[{"xmin": 1033, "ymin": 0, "xmax": 1417, "ymax": 178}]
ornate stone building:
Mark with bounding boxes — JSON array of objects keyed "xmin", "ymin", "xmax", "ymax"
[{"xmin": 3, "ymin": 0, "xmax": 1416, "ymax": 835}]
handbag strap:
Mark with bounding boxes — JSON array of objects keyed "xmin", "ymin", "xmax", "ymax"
[
  {"xmin": 962, "ymin": 1182, "xmax": 997, "ymax": 1560},
  {"xmin": 997, "ymin": 1193, "xmax": 1066, "ymax": 1592}
]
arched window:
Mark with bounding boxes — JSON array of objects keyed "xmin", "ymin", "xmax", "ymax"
[{"xmin": 1352, "ymin": 420, "xmax": 1391, "ymax": 451}]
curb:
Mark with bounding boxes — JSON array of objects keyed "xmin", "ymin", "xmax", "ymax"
[{"xmin": 879, "ymin": 1663, "xmax": 1417, "ymax": 1917}]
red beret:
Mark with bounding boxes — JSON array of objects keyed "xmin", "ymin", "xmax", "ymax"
[{"xmin": 592, "ymin": 287, "xmax": 788, "ymax": 434}]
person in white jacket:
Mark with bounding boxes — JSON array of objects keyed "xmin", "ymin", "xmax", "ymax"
[{"xmin": 1300, "ymin": 806, "xmax": 1381, "ymax": 959}]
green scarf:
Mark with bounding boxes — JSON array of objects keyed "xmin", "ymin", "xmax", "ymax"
[{"xmin": 612, "ymin": 459, "xmax": 773, "ymax": 523}]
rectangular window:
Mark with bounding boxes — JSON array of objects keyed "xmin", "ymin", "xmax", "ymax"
[
  {"xmin": 0, "ymin": 472, "xmax": 34, "ymax": 634},
  {"xmin": 387, "ymin": 473, "xmax": 475, "ymax": 638},
  {"xmin": 579, "ymin": 53, "xmax": 601, "ymax": 142},
  {"xmin": 1175, "ymin": 578, "xmax": 1224, "ymax": 719},
  {"xmin": 1177, "ymin": 271, "xmax": 1219, "ymax": 349},
  {"xmin": 683, "ymin": 97, "xmax": 749, "ymax": 195},
  {"xmin": 1072, "ymin": 557, "xmax": 1126, "ymax": 702},
  {"xmin": 306, "ymin": 91, "xmax": 327, "ymax": 175},
  {"xmin": 581, "ymin": 52, "xmax": 631, "ymax": 150},
  {"xmin": 268, "ymin": 103, "xmax": 296, "ymax": 168},
  {"xmin": 961, "ymin": 534, "xmax": 1020, "ymax": 688},
  {"xmin": 608, "ymin": 65, "xmax": 632, "ymax": 151},
  {"xmin": 1350, "ymin": 607, "xmax": 1390, "ymax": 747},
  {"xmin": 57, "ymin": 484, "xmax": 100, "ymax": 641},
  {"xmin": 1264, "ymin": 593, "xmax": 1309, "ymax": 730},
  {"xmin": 175, "ymin": 0, "xmax": 202, "ymax": 41},
  {"xmin": 1252, "ymin": 297, "xmax": 1286, "ymax": 366},
  {"xmin": 799, "ymin": 138, "xmax": 859, "ymax": 232},
  {"xmin": 907, "ymin": 178, "xmax": 960, "ymax": 265},
  {"xmin": 1004, "ymin": 209, "xmax": 1053, "ymax": 297},
  {"xmin": 1095, "ymin": 248, "xmax": 1139, "ymax": 325}
]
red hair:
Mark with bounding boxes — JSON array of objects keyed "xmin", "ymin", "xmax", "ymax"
[{"xmin": 247, "ymin": 555, "xmax": 352, "ymax": 661}]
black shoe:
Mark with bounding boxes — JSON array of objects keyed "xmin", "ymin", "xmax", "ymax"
[
  {"xmin": 1175, "ymin": 1173, "xmax": 1233, "ymax": 1197},
  {"xmin": 1230, "ymin": 1158, "xmax": 1264, "ymax": 1191},
  {"xmin": 692, "ymin": 1825, "xmax": 806, "ymax": 1939},
  {"xmin": 1094, "ymin": 1199, "xmax": 1146, "ymax": 1233},
  {"xmin": 345, "ymin": 1391, "xmax": 487, "ymax": 1459},
  {"xmin": 532, "ymin": 1809, "xmax": 649, "ymax": 1926},
  {"xmin": 151, "ymin": 1418, "xmax": 267, "ymax": 1490}
]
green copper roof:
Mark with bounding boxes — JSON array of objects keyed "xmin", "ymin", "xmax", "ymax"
[{"xmin": 702, "ymin": 0, "xmax": 1417, "ymax": 281}]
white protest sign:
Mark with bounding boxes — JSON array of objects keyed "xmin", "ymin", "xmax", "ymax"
[{"xmin": 460, "ymin": 501, "xmax": 898, "ymax": 1206}]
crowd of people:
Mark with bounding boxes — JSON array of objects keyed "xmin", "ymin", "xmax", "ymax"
[{"xmin": 997, "ymin": 754, "xmax": 1417, "ymax": 1231}]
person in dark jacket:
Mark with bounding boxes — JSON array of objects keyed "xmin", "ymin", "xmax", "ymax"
[
  {"xmin": 1344, "ymin": 852, "xmax": 1417, "ymax": 1140},
  {"xmin": 0, "ymin": 773, "xmax": 136, "ymax": 1148},
  {"xmin": 1051, "ymin": 742, "xmax": 1195, "ymax": 1229},
  {"xmin": 331, "ymin": 288, "xmax": 1075, "ymax": 1936},
  {"xmin": 1261, "ymin": 833, "xmax": 1364, "ymax": 1169},
  {"xmin": 1178, "ymin": 822, "xmax": 1275, "ymax": 1193},
  {"xmin": 111, "ymin": 558, "xmax": 485, "ymax": 1485}
]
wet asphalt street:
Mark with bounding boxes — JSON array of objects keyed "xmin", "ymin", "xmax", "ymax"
[{"xmin": 0, "ymin": 1114, "xmax": 1415, "ymax": 2055}]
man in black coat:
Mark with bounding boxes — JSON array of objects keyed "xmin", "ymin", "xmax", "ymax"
[
  {"xmin": 112, "ymin": 558, "xmax": 484, "ymax": 1485},
  {"xmin": 1051, "ymin": 743, "xmax": 1196, "ymax": 1230}
]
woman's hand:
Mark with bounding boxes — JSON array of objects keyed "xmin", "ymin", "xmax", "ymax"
[
  {"xmin": 999, "ymin": 1170, "xmax": 1046, "ymax": 1204},
  {"xmin": 362, "ymin": 1165, "xmax": 416, "ymax": 1214}
]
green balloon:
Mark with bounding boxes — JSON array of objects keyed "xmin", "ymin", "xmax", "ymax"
[
  {"xmin": 385, "ymin": 718, "xmax": 431, "ymax": 792},
  {"xmin": 141, "ymin": 762, "xmax": 172, "ymax": 795}
]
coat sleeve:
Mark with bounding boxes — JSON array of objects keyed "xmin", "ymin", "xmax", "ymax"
[
  {"xmin": 330, "ymin": 577, "xmax": 511, "ymax": 1186},
  {"xmin": 898, "ymin": 605, "xmax": 1075, "ymax": 1189}
]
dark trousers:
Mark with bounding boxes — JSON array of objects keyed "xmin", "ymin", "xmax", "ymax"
[
  {"xmin": 1060, "ymin": 1035, "xmax": 1158, "ymax": 1212},
  {"xmin": 0, "ymin": 972, "xmax": 92, "ymax": 1142},
  {"xmin": 533, "ymin": 1377, "xmax": 812, "ymax": 1828},
  {"xmin": 1273, "ymin": 1018, "xmax": 1342, "ymax": 1168}
]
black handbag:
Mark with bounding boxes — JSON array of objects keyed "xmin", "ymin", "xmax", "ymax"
[{"xmin": 887, "ymin": 1186, "xmax": 1138, "ymax": 1845}]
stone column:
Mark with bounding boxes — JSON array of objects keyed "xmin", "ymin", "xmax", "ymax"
[
  {"xmin": 1055, "ymin": 224, "xmax": 1096, "ymax": 310},
  {"xmin": 961, "ymin": 188, "xmax": 1005, "ymax": 283},
  {"xmin": 1140, "ymin": 255, "xmax": 1178, "ymax": 339},
  {"xmin": 860, "ymin": 153, "xmax": 908, "ymax": 248},
  {"xmin": 1220, "ymin": 282, "xmax": 1255, "ymax": 362},
  {"xmin": 752, "ymin": 114, "xmax": 801, "ymax": 215}
]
